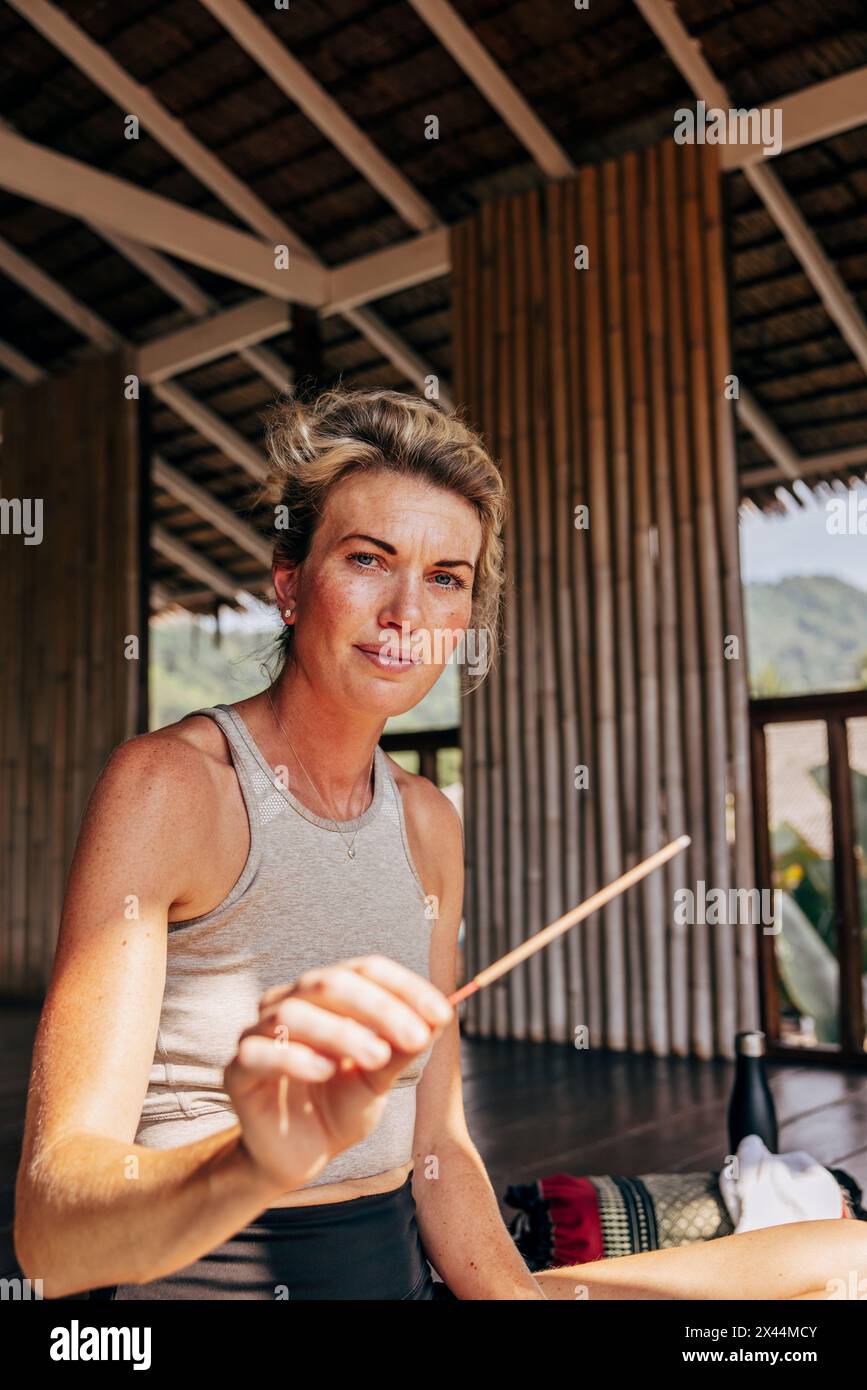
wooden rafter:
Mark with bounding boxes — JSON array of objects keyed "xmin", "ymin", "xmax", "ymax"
[
  {"xmin": 199, "ymin": 0, "xmax": 438, "ymax": 232},
  {"xmin": 9, "ymin": 0, "xmax": 445, "ymax": 396},
  {"xmin": 407, "ymin": 0, "xmax": 575, "ymax": 179}
]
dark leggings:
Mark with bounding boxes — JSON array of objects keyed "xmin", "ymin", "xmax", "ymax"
[{"xmin": 87, "ymin": 1174, "xmax": 443, "ymax": 1300}]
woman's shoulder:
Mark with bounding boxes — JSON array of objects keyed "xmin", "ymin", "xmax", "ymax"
[
  {"xmin": 69, "ymin": 715, "xmax": 235, "ymax": 910},
  {"xmin": 384, "ymin": 754, "xmax": 460, "ymax": 826},
  {"xmin": 103, "ymin": 710, "xmax": 234, "ymax": 797},
  {"xmin": 382, "ymin": 754, "xmax": 464, "ymax": 887}
]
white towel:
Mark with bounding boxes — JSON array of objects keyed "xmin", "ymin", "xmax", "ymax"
[{"xmin": 719, "ymin": 1135, "xmax": 843, "ymax": 1233}]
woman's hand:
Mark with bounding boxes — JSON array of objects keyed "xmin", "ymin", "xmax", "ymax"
[{"xmin": 224, "ymin": 955, "xmax": 454, "ymax": 1195}]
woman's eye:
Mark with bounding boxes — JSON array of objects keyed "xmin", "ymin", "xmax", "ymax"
[
  {"xmin": 348, "ymin": 552, "xmax": 466, "ymax": 591},
  {"xmin": 348, "ymin": 551, "xmax": 382, "ymax": 570}
]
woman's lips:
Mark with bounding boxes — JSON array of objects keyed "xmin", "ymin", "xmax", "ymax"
[{"xmin": 354, "ymin": 644, "xmax": 419, "ymax": 671}]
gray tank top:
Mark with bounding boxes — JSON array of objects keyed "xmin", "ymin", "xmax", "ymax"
[{"xmin": 134, "ymin": 702, "xmax": 435, "ymax": 1187}]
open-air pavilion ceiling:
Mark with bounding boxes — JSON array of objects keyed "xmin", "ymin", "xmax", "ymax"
[{"xmin": 0, "ymin": 0, "xmax": 866, "ymax": 616}]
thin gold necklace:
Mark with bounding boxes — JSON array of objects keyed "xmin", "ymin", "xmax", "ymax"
[{"xmin": 265, "ymin": 689, "xmax": 375, "ymax": 860}]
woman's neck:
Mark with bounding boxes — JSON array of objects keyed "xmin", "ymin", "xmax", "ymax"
[{"xmin": 245, "ymin": 671, "xmax": 386, "ymax": 817}]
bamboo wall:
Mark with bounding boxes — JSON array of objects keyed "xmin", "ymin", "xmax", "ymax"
[
  {"xmin": 0, "ymin": 352, "xmax": 143, "ymax": 997},
  {"xmin": 452, "ymin": 141, "xmax": 759, "ymax": 1060}
]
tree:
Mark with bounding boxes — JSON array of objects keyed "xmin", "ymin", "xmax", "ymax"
[{"xmin": 751, "ymin": 661, "xmax": 786, "ymax": 697}]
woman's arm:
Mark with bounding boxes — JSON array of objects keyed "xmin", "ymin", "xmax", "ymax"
[
  {"xmin": 405, "ymin": 782, "xmax": 545, "ymax": 1299},
  {"xmin": 13, "ymin": 736, "xmax": 289, "ymax": 1297}
]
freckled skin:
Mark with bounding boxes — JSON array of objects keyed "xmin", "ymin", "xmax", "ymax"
[{"xmin": 273, "ymin": 471, "xmax": 482, "ymax": 725}]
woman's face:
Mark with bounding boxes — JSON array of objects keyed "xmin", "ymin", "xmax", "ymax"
[{"xmin": 276, "ymin": 471, "xmax": 483, "ymax": 719}]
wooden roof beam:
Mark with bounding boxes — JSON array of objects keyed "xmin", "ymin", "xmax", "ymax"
[
  {"xmin": 5, "ymin": 4, "xmax": 449, "ymax": 397},
  {"xmin": 135, "ymin": 287, "xmax": 452, "ymax": 409},
  {"xmin": 199, "ymin": 0, "xmax": 438, "ymax": 233},
  {"xmin": 0, "ymin": 112, "xmax": 289, "ymax": 394},
  {"xmin": 153, "ymin": 381, "xmax": 267, "ymax": 484},
  {"xmin": 151, "ymin": 580, "xmax": 218, "ymax": 612},
  {"xmin": 407, "ymin": 0, "xmax": 575, "ymax": 180},
  {"xmin": 0, "ymin": 129, "xmax": 326, "ymax": 304},
  {"xmin": 341, "ymin": 305, "xmax": 454, "ymax": 412},
  {"xmin": 0, "ymin": 227, "xmax": 271, "ymax": 506},
  {"xmin": 0, "ymin": 338, "xmax": 46, "ymax": 384},
  {"xmin": 153, "ymin": 453, "xmax": 273, "ymax": 569},
  {"xmin": 722, "ymin": 65, "xmax": 867, "ymax": 172},
  {"xmin": 324, "ymin": 229, "xmax": 450, "ymax": 317},
  {"xmin": 152, "ymin": 523, "xmax": 250, "ymax": 602},
  {"xmin": 634, "ymin": 0, "xmax": 867, "ymax": 379},
  {"xmin": 742, "ymin": 162, "xmax": 867, "ymax": 376},
  {"xmin": 0, "ymin": 130, "xmax": 449, "ymax": 392},
  {"xmin": 0, "ymin": 224, "xmax": 273, "ymax": 594},
  {"xmin": 91, "ymin": 229, "xmax": 291, "ymax": 392},
  {"xmin": 138, "ymin": 297, "xmax": 290, "ymax": 383},
  {"xmin": 736, "ymin": 389, "xmax": 801, "ymax": 481},
  {"xmin": 6, "ymin": 0, "xmax": 292, "ymax": 247},
  {"xmin": 0, "ymin": 230, "xmax": 119, "ymax": 349},
  {"xmin": 743, "ymin": 444, "xmax": 867, "ymax": 489}
]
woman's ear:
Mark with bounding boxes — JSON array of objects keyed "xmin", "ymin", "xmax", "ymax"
[{"xmin": 272, "ymin": 562, "xmax": 299, "ymax": 615}]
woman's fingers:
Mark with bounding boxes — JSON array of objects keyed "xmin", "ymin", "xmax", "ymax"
[
  {"xmin": 255, "ymin": 997, "xmax": 393, "ymax": 1069},
  {"xmin": 264, "ymin": 970, "xmax": 430, "ymax": 1053},
  {"xmin": 227, "ymin": 1035, "xmax": 337, "ymax": 1086},
  {"xmin": 342, "ymin": 956, "xmax": 454, "ymax": 1027},
  {"xmin": 259, "ymin": 955, "xmax": 453, "ymax": 1059}
]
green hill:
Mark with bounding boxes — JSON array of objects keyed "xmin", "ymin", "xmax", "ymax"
[{"xmin": 744, "ymin": 575, "xmax": 867, "ymax": 696}]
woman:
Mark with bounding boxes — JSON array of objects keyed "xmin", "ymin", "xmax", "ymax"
[{"xmin": 14, "ymin": 388, "xmax": 866, "ymax": 1300}]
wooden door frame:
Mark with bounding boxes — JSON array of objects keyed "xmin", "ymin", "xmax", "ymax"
[{"xmin": 750, "ymin": 690, "xmax": 867, "ymax": 1067}]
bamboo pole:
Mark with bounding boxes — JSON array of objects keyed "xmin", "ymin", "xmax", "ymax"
[
  {"xmin": 700, "ymin": 144, "xmax": 760, "ymax": 1032},
  {"xmin": 624, "ymin": 149, "xmax": 668, "ymax": 1055},
  {"xmin": 682, "ymin": 141, "xmax": 736, "ymax": 1059},
  {"xmin": 450, "ymin": 221, "xmax": 480, "ymax": 1034},
  {"xmin": 601, "ymin": 158, "xmax": 643, "ymax": 1051},
  {"xmin": 48, "ymin": 431, "xmax": 73, "ymax": 976},
  {"xmin": 662, "ymin": 141, "xmax": 713, "ymax": 1059},
  {"xmin": 478, "ymin": 195, "xmax": 506, "ymax": 1039},
  {"xmin": 510, "ymin": 192, "xmax": 546, "ymax": 1040},
  {"xmin": 466, "ymin": 214, "xmax": 492, "ymax": 1039},
  {"xmin": 527, "ymin": 187, "xmax": 570, "ymax": 1042},
  {"xmin": 545, "ymin": 178, "xmax": 584, "ymax": 1034},
  {"xmin": 644, "ymin": 142, "xmax": 690, "ymax": 1056},
  {"xmin": 9, "ymin": 385, "xmax": 31, "ymax": 987},
  {"xmin": 0, "ymin": 355, "xmax": 141, "ymax": 993},
  {"xmin": 55, "ymin": 369, "xmax": 79, "ymax": 982},
  {"xmin": 568, "ymin": 175, "xmax": 600, "ymax": 1042},
  {"xmin": 494, "ymin": 193, "xmax": 529, "ymax": 1040},
  {"xmin": 29, "ymin": 357, "xmax": 52, "ymax": 985},
  {"xmin": 582, "ymin": 162, "xmax": 627, "ymax": 1049}
]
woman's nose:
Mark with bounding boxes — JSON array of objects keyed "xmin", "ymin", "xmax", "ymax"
[{"xmin": 377, "ymin": 576, "xmax": 426, "ymax": 629}]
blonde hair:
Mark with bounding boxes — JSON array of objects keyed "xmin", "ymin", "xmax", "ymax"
[{"xmin": 256, "ymin": 386, "xmax": 508, "ymax": 688}]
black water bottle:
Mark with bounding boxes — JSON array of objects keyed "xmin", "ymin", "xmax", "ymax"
[{"xmin": 727, "ymin": 1030, "xmax": 778, "ymax": 1153}]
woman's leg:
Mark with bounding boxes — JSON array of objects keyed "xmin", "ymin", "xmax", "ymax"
[{"xmin": 534, "ymin": 1218, "xmax": 867, "ymax": 1301}]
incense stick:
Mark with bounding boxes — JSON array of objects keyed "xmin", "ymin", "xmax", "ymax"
[
  {"xmin": 448, "ymin": 834, "xmax": 691, "ymax": 1006},
  {"xmin": 275, "ymin": 834, "xmax": 691, "ymax": 1135}
]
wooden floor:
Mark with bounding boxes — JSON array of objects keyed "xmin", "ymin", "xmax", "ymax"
[
  {"xmin": 2, "ymin": 1004, "xmax": 866, "ymax": 1276},
  {"xmin": 461, "ymin": 1036, "xmax": 867, "ymax": 1209}
]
